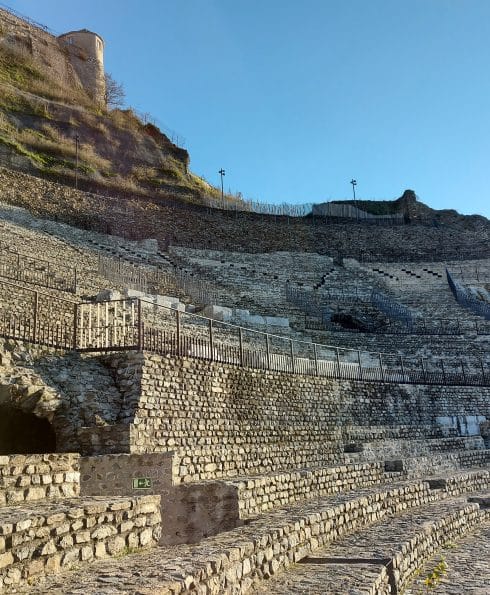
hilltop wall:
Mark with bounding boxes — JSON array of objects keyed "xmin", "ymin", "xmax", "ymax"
[
  {"xmin": 0, "ymin": 8, "xmax": 105, "ymax": 103},
  {"xmin": 0, "ymin": 168, "xmax": 489, "ymax": 261}
]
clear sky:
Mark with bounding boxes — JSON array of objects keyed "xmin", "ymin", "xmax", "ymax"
[{"xmin": 7, "ymin": 0, "xmax": 490, "ymax": 217}]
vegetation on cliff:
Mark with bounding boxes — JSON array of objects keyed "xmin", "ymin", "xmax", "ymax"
[{"xmin": 0, "ymin": 41, "xmax": 233, "ymax": 205}]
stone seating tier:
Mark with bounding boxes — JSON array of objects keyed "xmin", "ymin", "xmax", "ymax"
[
  {"xmin": 29, "ymin": 471, "xmax": 490, "ymax": 594},
  {"xmin": 171, "ymin": 436, "xmax": 486, "ymax": 483},
  {"xmin": 0, "ymin": 495, "xmax": 161, "ymax": 591},
  {"xmin": 253, "ymin": 493, "xmax": 489, "ymax": 594},
  {"xmin": 0, "ymin": 453, "xmax": 79, "ymax": 506},
  {"xmin": 0, "ymin": 453, "xmax": 162, "ymax": 591}
]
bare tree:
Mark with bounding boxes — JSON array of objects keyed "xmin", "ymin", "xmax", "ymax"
[{"xmin": 104, "ymin": 73, "xmax": 125, "ymax": 108}]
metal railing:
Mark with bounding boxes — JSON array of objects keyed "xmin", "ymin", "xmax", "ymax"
[
  {"xmin": 75, "ymin": 297, "xmax": 489, "ymax": 387},
  {"xmin": 371, "ymin": 290, "xmax": 413, "ymax": 329},
  {"xmin": 0, "ymin": 243, "xmax": 77, "ymax": 293},
  {"xmin": 0, "ymin": 278, "xmax": 488, "ymax": 387},
  {"xmin": 287, "ymin": 281, "xmax": 490, "ymax": 335},
  {"xmin": 447, "ymin": 270, "xmax": 490, "ymax": 321},
  {"xmin": 98, "ymin": 255, "xmax": 174, "ymax": 295},
  {"xmin": 0, "ymin": 279, "xmax": 76, "ymax": 349},
  {"xmin": 98, "ymin": 254, "xmax": 218, "ymax": 305}
]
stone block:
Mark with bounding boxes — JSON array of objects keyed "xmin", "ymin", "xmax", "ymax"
[
  {"xmin": 96, "ymin": 289, "xmax": 122, "ymax": 302},
  {"xmin": 202, "ymin": 305, "xmax": 233, "ymax": 322}
]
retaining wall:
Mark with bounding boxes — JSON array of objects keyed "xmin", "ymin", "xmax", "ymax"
[
  {"xmin": 96, "ymin": 353, "xmax": 490, "ymax": 481},
  {"xmin": 0, "ymin": 453, "xmax": 79, "ymax": 506}
]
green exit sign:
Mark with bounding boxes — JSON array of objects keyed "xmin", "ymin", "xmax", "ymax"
[{"xmin": 132, "ymin": 477, "xmax": 152, "ymax": 489}]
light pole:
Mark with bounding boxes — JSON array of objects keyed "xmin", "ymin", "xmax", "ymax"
[
  {"xmin": 219, "ymin": 168, "xmax": 225, "ymax": 207},
  {"xmin": 350, "ymin": 178, "xmax": 357, "ymax": 220},
  {"xmin": 75, "ymin": 134, "xmax": 80, "ymax": 190}
]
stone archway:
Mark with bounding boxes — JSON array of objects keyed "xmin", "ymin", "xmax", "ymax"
[{"xmin": 0, "ymin": 405, "xmax": 57, "ymax": 455}]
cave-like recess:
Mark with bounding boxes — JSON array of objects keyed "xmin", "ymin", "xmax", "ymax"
[{"xmin": 0, "ymin": 406, "xmax": 56, "ymax": 454}]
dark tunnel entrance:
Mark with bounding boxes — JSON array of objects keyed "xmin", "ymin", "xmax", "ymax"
[{"xmin": 0, "ymin": 406, "xmax": 57, "ymax": 454}]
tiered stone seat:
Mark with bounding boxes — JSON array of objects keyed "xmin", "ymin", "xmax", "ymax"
[
  {"xmin": 405, "ymin": 504, "xmax": 490, "ymax": 594},
  {"xmin": 29, "ymin": 471, "xmax": 490, "ymax": 594},
  {"xmin": 169, "ymin": 246, "xmax": 332, "ymax": 325},
  {"xmin": 253, "ymin": 488, "xmax": 489, "ymax": 594},
  {"xmin": 0, "ymin": 453, "xmax": 161, "ymax": 591}
]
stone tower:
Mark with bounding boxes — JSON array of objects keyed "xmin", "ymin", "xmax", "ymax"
[{"xmin": 57, "ymin": 29, "xmax": 106, "ymax": 105}]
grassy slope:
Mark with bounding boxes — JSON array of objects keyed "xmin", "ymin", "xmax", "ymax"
[{"xmin": 0, "ymin": 43, "xmax": 233, "ymax": 205}]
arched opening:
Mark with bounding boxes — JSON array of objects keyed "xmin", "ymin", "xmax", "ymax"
[{"xmin": 0, "ymin": 406, "xmax": 57, "ymax": 455}]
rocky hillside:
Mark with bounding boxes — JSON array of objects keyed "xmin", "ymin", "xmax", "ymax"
[{"xmin": 0, "ymin": 16, "xmax": 225, "ymax": 205}]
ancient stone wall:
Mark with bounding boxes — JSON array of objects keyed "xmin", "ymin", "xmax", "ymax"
[
  {"xmin": 0, "ymin": 453, "xmax": 79, "ymax": 506},
  {"xmin": 80, "ymin": 453, "xmax": 239, "ymax": 545},
  {"xmin": 0, "ymin": 8, "xmax": 104, "ymax": 103},
  {"xmin": 1, "ymin": 168, "xmax": 489, "ymax": 261},
  {"xmin": 94, "ymin": 352, "xmax": 490, "ymax": 481}
]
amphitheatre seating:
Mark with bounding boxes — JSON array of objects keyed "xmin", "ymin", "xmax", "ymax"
[
  {"xmin": 0, "ymin": 453, "xmax": 161, "ymax": 591},
  {"xmin": 253, "ymin": 488, "xmax": 489, "ymax": 594},
  {"xmin": 168, "ymin": 246, "xmax": 332, "ymax": 323},
  {"xmin": 0, "ymin": 184, "xmax": 489, "ymax": 592},
  {"xmin": 29, "ymin": 471, "xmax": 490, "ymax": 594}
]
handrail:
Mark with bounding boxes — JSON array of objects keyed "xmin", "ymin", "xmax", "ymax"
[
  {"xmin": 0, "ymin": 243, "xmax": 77, "ymax": 293},
  {"xmin": 0, "ymin": 281, "xmax": 488, "ymax": 386},
  {"xmin": 447, "ymin": 269, "xmax": 490, "ymax": 321},
  {"xmin": 0, "ymin": 278, "xmax": 78, "ymax": 304}
]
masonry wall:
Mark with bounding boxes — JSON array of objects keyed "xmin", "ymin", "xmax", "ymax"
[
  {"xmin": 103, "ymin": 353, "xmax": 490, "ymax": 476},
  {"xmin": 0, "ymin": 9, "xmax": 83, "ymax": 95},
  {"xmin": 80, "ymin": 453, "xmax": 239, "ymax": 545},
  {"xmin": 1, "ymin": 168, "xmax": 489, "ymax": 261}
]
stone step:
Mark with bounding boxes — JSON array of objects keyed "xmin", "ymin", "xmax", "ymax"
[
  {"xmin": 0, "ymin": 454, "xmax": 80, "ymax": 507},
  {"xmin": 253, "ymin": 493, "xmax": 489, "ymax": 594},
  {"xmin": 0, "ymin": 495, "xmax": 161, "ymax": 592},
  {"xmin": 224, "ymin": 458, "xmax": 489, "ymax": 520},
  {"xmin": 27, "ymin": 471, "xmax": 490, "ymax": 594},
  {"xmin": 405, "ymin": 518, "xmax": 490, "ymax": 594}
]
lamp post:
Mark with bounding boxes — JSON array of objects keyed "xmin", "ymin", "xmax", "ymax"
[
  {"xmin": 350, "ymin": 178, "xmax": 357, "ymax": 220},
  {"xmin": 219, "ymin": 168, "xmax": 225, "ymax": 207},
  {"xmin": 75, "ymin": 134, "xmax": 80, "ymax": 190}
]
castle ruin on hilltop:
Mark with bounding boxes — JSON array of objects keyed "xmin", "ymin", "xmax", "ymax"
[{"xmin": 0, "ymin": 6, "xmax": 105, "ymax": 105}]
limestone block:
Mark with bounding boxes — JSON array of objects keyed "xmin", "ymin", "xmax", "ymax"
[
  {"xmin": 246, "ymin": 314, "xmax": 266, "ymax": 326},
  {"xmin": 264, "ymin": 316, "xmax": 289, "ymax": 328},
  {"xmin": 202, "ymin": 305, "xmax": 233, "ymax": 322},
  {"xmin": 125, "ymin": 289, "xmax": 146, "ymax": 299},
  {"xmin": 96, "ymin": 289, "xmax": 122, "ymax": 302}
]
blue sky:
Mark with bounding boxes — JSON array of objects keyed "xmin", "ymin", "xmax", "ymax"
[{"xmin": 7, "ymin": 0, "xmax": 490, "ymax": 217}]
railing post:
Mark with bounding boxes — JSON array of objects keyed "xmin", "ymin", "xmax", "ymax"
[
  {"xmin": 313, "ymin": 342, "xmax": 318, "ymax": 376},
  {"xmin": 420, "ymin": 357, "xmax": 427, "ymax": 383},
  {"xmin": 239, "ymin": 327, "xmax": 244, "ymax": 366},
  {"xmin": 137, "ymin": 299, "xmax": 143, "ymax": 351},
  {"xmin": 16, "ymin": 253, "xmax": 20, "ymax": 280},
  {"xmin": 480, "ymin": 360, "xmax": 486, "ymax": 384},
  {"xmin": 461, "ymin": 360, "xmax": 466, "ymax": 384},
  {"xmin": 32, "ymin": 291, "xmax": 38, "ymax": 343},
  {"xmin": 290, "ymin": 339, "xmax": 295, "ymax": 373},
  {"xmin": 335, "ymin": 348, "xmax": 341, "ymax": 379},
  {"xmin": 441, "ymin": 360, "xmax": 446, "ymax": 384},
  {"xmin": 73, "ymin": 268, "xmax": 78, "ymax": 293},
  {"xmin": 209, "ymin": 318, "xmax": 214, "ymax": 361},
  {"xmin": 73, "ymin": 303, "xmax": 78, "ymax": 349},
  {"xmin": 265, "ymin": 333, "xmax": 271, "ymax": 370},
  {"xmin": 399, "ymin": 355, "xmax": 405, "ymax": 382},
  {"xmin": 357, "ymin": 350, "xmax": 363, "ymax": 380},
  {"xmin": 379, "ymin": 353, "xmax": 385, "ymax": 382},
  {"xmin": 176, "ymin": 309, "xmax": 181, "ymax": 356}
]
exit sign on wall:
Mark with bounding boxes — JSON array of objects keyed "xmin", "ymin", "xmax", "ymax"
[{"xmin": 132, "ymin": 478, "xmax": 152, "ymax": 489}]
